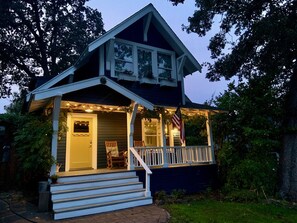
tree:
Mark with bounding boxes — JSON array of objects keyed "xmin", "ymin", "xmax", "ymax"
[
  {"xmin": 170, "ymin": 0, "xmax": 297, "ymax": 199},
  {"xmin": 0, "ymin": 0, "xmax": 105, "ymax": 97},
  {"xmin": 213, "ymin": 78, "xmax": 282, "ymax": 195}
]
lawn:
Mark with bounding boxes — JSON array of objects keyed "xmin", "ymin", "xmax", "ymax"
[{"xmin": 164, "ymin": 199, "xmax": 297, "ymax": 223}]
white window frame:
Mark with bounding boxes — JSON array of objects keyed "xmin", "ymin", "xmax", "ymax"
[
  {"xmin": 111, "ymin": 38, "xmax": 177, "ymax": 86},
  {"xmin": 141, "ymin": 118, "xmax": 162, "ymax": 147}
]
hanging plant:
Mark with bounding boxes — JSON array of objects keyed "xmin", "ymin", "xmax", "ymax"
[{"xmin": 139, "ymin": 108, "xmax": 160, "ymax": 121}]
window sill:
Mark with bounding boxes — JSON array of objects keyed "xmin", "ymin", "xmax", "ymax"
[
  {"xmin": 159, "ymin": 78, "xmax": 177, "ymax": 87},
  {"xmin": 117, "ymin": 73, "xmax": 137, "ymax": 81},
  {"xmin": 139, "ymin": 77, "xmax": 158, "ymax": 84}
]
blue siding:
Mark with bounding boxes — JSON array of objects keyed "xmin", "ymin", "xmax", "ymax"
[
  {"xmin": 136, "ymin": 165, "xmax": 218, "ymax": 195},
  {"xmin": 116, "ymin": 18, "xmax": 174, "ymax": 52}
]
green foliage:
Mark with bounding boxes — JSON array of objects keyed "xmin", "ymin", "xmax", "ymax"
[
  {"xmin": 165, "ymin": 199, "xmax": 297, "ymax": 223},
  {"xmin": 170, "ymin": 0, "xmax": 297, "ymax": 199},
  {"xmin": 213, "ymin": 77, "xmax": 282, "ymax": 195},
  {"xmin": 184, "ymin": 115, "xmax": 207, "ymax": 146},
  {"xmin": 0, "ymin": 0, "xmax": 105, "ymax": 97},
  {"xmin": 14, "ymin": 114, "xmax": 54, "ymax": 182},
  {"xmin": 154, "ymin": 189, "xmax": 186, "ymax": 205}
]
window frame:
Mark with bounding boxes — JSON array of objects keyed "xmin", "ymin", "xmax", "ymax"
[{"xmin": 111, "ymin": 38, "xmax": 177, "ymax": 85}]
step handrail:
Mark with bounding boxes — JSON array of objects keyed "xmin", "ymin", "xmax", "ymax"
[{"xmin": 130, "ymin": 146, "xmax": 152, "ymax": 197}]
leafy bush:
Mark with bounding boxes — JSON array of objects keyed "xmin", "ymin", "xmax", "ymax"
[{"xmin": 14, "ymin": 115, "xmax": 54, "ymax": 184}]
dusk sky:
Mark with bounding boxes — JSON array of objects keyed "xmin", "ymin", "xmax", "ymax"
[{"xmin": 0, "ymin": 0, "xmax": 231, "ymax": 113}]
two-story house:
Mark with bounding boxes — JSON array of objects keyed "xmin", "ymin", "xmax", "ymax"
[{"xmin": 26, "ymin": 4, "xmax": 220, "ymax": 220}]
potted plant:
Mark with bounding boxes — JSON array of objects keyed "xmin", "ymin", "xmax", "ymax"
[{"xmin": 50, "ymin": 174, "xmax": 59, "ymax": 184}]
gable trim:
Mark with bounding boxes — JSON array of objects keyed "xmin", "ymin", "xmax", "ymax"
[
  {"xmin": 31, "ymin": 77, "xmax": 154, "ymax": 110},
  {"xmin": 26, "ymin": 66, "xmax": 76, "ymax": 102}
]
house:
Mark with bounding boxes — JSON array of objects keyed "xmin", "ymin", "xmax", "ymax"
[{"xmin": 26, "ymin": 4, "xmax": 220, "ymax": 220}]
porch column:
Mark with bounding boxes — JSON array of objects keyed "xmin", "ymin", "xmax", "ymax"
[
  {"xmin": 160, "ymin": 113, "xmax": 168, "ymax": 168},
  {"xmin": 206, "ymin": 112, "xmax": 216, "ymax": 164},
  {"xmin": 127, "ymin": 102, "xmax": 139, "ymax": 170},
  {"xmin": 50, "ymin": 96, "xmax": 62, "ymax": 175}
]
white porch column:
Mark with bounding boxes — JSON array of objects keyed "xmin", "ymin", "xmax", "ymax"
[
  {"xmin": 50, "ymin": 96, "xmax": 62, "ymax": 175},
  {"xmin": 127, "ymin": 102, "xmax": 139, "ymax": 170},
  {"xmin": 160, "ymin": 114, "xmax": 168, "ymax": 168},
  {"xmin": 206, "ymin": 112, "xmax": 216, "ymax": 164}
]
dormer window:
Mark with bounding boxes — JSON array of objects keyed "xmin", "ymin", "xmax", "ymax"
[
  {"xmin": 110, "ymin": 39, "xmax": 177, "ymax": 86},
  {"xmin": 138, "ymin": 48, "xmax": 153, "ymax": 79},
  {"xmin": 158, "ymin": 53, "xmax": 172, "ymax": 80},
  {"xmin": 114, "ymin": 42, "xmax": 133, "ymax": 76}
]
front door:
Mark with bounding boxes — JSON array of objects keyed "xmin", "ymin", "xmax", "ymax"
[{"xmin": 66, "ymin": 113, "xmax": 97, "ymax": 171}]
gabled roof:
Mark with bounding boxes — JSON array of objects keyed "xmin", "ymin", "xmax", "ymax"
[
  {"xmin": 26, "ymin": 4, "xmax": 202, "ymax": 112},
  {"xmin": 85, "ymin": 3, "xmax": 201, "ymax": 73}
]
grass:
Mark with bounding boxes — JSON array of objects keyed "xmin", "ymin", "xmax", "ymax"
[{"xmin": 164, "ymin": 199, "xmax": 297, "ymax": 223}]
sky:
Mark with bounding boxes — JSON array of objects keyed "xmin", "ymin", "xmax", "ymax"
[{"xmin": 0, "ymin": 0, "xmax": 231, "ymax": 113}]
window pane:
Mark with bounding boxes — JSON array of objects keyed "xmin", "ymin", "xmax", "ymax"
[
  {"xmin": 158, "ymin": 53, "xmax": 172, "ymax": 79},
  {"xmin": 158, "ymin": 53, "xmax": 172, "ymax": 69},
  {"xmin": 144, "ymin": 120, "xmax": 158, "ymax": 147},
  {"xmin": 114, "ymin": 42, "xmax": 133, "ymax": 75},
  {"xmin": 73, "ymin": 121, "xmax": 89, "ymax": 133},
  {"xmin": 138, "ymin": 49, "xmax": 153, "ymax": 78},
  {"xmin": 115, "ymin": 60, "xmax": 133, "ymax": 75},
  {"xmin": 114, "ymin": 42, "xmax": 133, "ymax": 62},
  {"xmin": 158, "ymin": 68, "xmax": 171, "ymax": 79}
]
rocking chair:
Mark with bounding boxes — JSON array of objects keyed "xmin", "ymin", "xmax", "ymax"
[{"xmin": 105, "ymin": 141, "xmax": 127, "ymax": 169}]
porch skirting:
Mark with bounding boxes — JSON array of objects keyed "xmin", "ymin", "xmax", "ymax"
[{"xmin": 135, "ymin": 164, "xmax": 218, "ymax": 195}]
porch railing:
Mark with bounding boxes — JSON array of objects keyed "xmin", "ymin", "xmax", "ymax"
[
  {"xmin": 133, "ymin": 145, "xmax": 213, "ymax": 168},
  {"xmin": 129, "ymin": 146, "xmax": 152, "ymax": 197}
]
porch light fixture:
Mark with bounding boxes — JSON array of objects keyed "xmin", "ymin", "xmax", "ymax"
[{"xmin": 85, "ymin": 108, "xmax": 93, "ymax": 113}]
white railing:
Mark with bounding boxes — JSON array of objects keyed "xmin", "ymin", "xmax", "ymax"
[
  {"xmin": 133, "ymin": 145, "xmax": 213, "ymax": 167},
  {"xmin": 134, "ymin": 146, "xmax": 164, "ymax": 167},
  {"xmin": 129, "ymin": 147, "xmax": 152, "ymax": 197}
]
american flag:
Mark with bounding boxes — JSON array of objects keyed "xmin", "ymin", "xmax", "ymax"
[{"xmin": 172, "ymin": 107, "xmax": 185, "ymax": 144}]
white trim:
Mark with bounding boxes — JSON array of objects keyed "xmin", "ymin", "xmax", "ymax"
[
  {"xmin": 65, "ymin": 113, "xmax": 98, "ymax": 171},
  {"xmin": 50, "ymin": 96, "xmax": 62, "ymax": 175},
  {"xmin": 111, "ymin": 38, "xmax": 177, "ymax": 85},
  {"xmin": 105, "ymin": 78, "xmax": 154, "ymax": 110},
  {"xmin": 88, "ymin": 5, "xmax": 155, "ymax": 52},
  {"xmin": 26, "ymin": 66, "xmax": 76, "ymax": 102},
  {"xmin": 206, "ymin": 112, "xmax": 215, "ymax": 164},
  {"xmin": 31, "ymin": 76, "xmax": 154, "ymax": 110},
  {"xmin": 143, "ymin": 13, "xmax": 152, "ymax": 42},
  {"xmin": 127, "ymin": 103, "xmax": 139, "ymax": 170},
  {"xmin": 99, "ymin": 45, "xmax": 105, "ymax": 76},
  {"xmin": 34, "ymin": 77, "xmax": 100, "ymax": 100},
  {"xmin": 87, "ymin": 4, "xmax": 201, "ymax": 73}
]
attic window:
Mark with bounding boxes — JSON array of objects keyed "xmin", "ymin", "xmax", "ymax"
[
  {"xmin": 158, "ymin": 53, "xmax": 172, "ymax": 80},
  {"xmin": 114, "ymin": 42, "xmax": 133, "ymax": 76},
  {"xmin": 138, "ymin": 48, "xmax": 153, "ymax": 79}
]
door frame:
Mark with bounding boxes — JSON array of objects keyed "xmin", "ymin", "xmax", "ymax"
[{"xmin": 65, "ymin": 112, "xmax": 98, "ymax": 171}]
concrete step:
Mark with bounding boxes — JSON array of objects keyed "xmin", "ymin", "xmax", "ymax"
[
  {"xmin": 51, "ymin": 171, "xmax": 152, "ymax": 220},
  {"xmin": 53, "ymin": 189, "xmax": 146, "ymax": 209},
  {"xmin": 54, "ymin": 197, "xmax": 153, "ymax": 220},
  {"xmin": 51, "ymin": 182, "xmax": 144, "ymax": 200},
  {"xmin": 50, "ymin": 176, "xmax": 139, "ymax": 192},
  {"xmin": 57, "ymin": 171, "xmax": 136, "ymax": 183}
]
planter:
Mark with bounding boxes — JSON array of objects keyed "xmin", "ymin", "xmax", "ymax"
[{"xmin": 38, "ymin": 181, "xmax": 49, "ymax": 193}]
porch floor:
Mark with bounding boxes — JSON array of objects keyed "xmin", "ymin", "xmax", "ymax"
[
  {"xmin": 56, "ymin": 163, "xmax": 212, "ymax": 177},
  {"xmin": 56, "ymin": 168, "xmax": 128, "ymax": 177}
]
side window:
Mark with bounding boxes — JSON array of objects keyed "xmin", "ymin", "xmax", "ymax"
[{"xmin": 114, "ymin": 42, "xmax": 133, "ymax": 76}]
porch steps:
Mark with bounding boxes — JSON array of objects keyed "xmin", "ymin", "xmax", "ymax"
[{"xmin": 50, "ymin": 171, "xmax": 152, "ymax": 220}]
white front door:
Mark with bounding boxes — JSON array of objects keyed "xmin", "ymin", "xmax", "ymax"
[{"xmin": 66, "ymin": 113, "xmax": 97, "ymax": 171}]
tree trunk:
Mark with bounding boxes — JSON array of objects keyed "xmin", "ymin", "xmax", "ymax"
[{"xmin": 280, "ymin": 68, "xmax": 297, "ymax": 200}]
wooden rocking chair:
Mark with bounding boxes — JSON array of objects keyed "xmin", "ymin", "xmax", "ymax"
[{"xmin": 105, "ymin": 141, "xmax": 127, "ymax": 169}]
